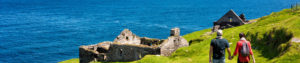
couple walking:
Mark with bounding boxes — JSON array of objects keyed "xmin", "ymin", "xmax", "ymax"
[{"xmin": 209, "ymin": 30, "xmax": 255, "ymax": 63}]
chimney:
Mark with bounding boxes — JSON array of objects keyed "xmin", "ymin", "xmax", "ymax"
[{"xmin": 170, "ymin": 28, "xmax": 180, "ymax": 36}]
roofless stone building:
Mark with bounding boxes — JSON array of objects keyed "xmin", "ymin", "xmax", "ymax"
[
  {"xmin": 79, "ymin": 28, "xmax": 189, "ymax": 63},
  {"xmin": 212, "ymin": 10, "xmax": 248, "ymax": 32}
]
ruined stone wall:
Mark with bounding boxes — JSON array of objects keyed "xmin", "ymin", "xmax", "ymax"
[
  {"xmin": 140, "ymin": 37, "xmax": 164, "ymax": 46},
  {"xmin": 113, "ymin": 29, "xmax": 141, "ymax": 45},
  {"xmin": 79, "ymin": 28, "xmax": 189, "ymax": 62},
  {"xmin": 170, "ymin": 28, "xmax": 180, "ymax": 36},
  {"xmin": 79, "ymin": 43, "xmax": 160, "ymax": 63},
  {"xmin": 79, "ymin": 45, "xmax": 101, "ymax": 63},
  {"xmin": 160, "ymin": 27, "xmax": 189, "ymax": 56},
  {"xmin": 104, "ymin": 44, "xmax": 160, "ymax": 62},
  {"xmin": 160, "ymin": 36, "xmax": 188, "ymax": 56},
  {"xmin": 212, "ymin": 25, "xmax": 220, "ymax": 32}
]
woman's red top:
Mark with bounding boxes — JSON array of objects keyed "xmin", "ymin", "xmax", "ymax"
[{"xmin": 233, "ymin": 40, "xmax": 253, "ymax": 62}]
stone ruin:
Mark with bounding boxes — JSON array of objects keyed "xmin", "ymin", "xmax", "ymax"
[
  {"xmin": 79, "ymin": 28, "xmax": 189, "ymax": 63},
  {"xmin": 212, "ymin": 10, "xmax": 249, "ymax": 32}
]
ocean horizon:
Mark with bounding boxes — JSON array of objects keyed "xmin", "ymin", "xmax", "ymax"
[{"xmin": 0, "ymin": 0, "xmax": 299, "ymax": 63}]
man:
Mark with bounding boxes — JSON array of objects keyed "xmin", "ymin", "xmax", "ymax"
[
  {"xmin": 209, "ymin": 30, "xmax": 232, "ymax": 63},
  {"xmin": 231, "ymin": 33, "xmax": 255, "ymax": 63}
]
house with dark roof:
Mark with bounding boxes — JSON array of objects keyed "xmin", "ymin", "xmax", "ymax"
[{"xmin": 212, "ymin": 10, "xmax": 248, "ymax": 32}]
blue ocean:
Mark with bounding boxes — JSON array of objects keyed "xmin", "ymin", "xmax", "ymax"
[{"xmin": 0, "ymin": 0, "xmax": 299, "ymax": 63}]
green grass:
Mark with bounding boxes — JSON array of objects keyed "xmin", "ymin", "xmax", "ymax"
[
  {"xmin": 59, "ymin": 58, "xmax": 79, "ymax": 63},
  {"xmin": 60, "ymin": 8, "xmax": 300, "ymax": 63}
]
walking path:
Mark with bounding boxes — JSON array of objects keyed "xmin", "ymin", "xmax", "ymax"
[{"xmin": 292, "ymin": 38, "xmax": 300, "ymax": 43}]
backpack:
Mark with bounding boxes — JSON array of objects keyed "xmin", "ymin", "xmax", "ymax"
[
  {"xmin": 240, "ymin": 41, "xmax": 250, "ymax": 57},
  {"xmin": 213, "ymin": 39, "xmax": 225, "ymax": 59}
]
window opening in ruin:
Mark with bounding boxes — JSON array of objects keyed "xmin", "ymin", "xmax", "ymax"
[
  {"xmin": 148, "ymin": 43, "xmax": 152, "ymax": 46},
  {"xmin": 126, "ymin": 37, "xmax": 129, "ymax": 40},
  {"xmin": 229, "ymin": 17, "xmax": 232, "ymax": 22},
  {"xmin": 120, "ymin": 49, "xmax": 123, "ymax": 56},
  {"xmin": 139, "ymin": 53, "xmax": 142, "ymax": 59}
]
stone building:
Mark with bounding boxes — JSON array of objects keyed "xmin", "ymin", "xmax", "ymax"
[
  {"xmin": 79, "ymin": 28, "xmax": 189, "ymax": 63},
  {"xmin": 212, "ymin": 10, "xmax": 248, "ymax": 32}
]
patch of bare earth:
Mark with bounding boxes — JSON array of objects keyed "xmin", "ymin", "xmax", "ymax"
[{"xmin": 291, "ymin": 38, "xmax": 300, "ymax": 43}]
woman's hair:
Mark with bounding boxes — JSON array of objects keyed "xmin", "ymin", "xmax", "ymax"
[{"xmin": 239, "ymin": 32, "xmax": 245, "ymax": 38}]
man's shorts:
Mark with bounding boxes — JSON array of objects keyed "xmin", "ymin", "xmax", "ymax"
[{"xmin": 213, "ymin": 58, "xmax": 225, "ymax": 63}]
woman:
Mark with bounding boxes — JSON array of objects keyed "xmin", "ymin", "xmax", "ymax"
[{"xmin": 231, "ymin": 33, "xmax": 255, "ymax": 63}]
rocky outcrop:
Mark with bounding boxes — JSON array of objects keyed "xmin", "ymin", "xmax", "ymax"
[{"xmin": 79, "ymin": 28, "xmax": 189, "ymax": 63}]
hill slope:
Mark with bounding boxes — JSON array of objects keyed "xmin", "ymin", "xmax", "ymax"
[{"xmin": 60, "ymin": 8, "xmax": 300, "ymax": 63}]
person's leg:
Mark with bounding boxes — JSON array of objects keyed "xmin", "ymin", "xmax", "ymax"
[
  {"xmin": 237, "ymin": 58, "xmax": 248, "ymax": 63},
  {"xmin": 221, "ymin": 58, "xmax": 225, "ymax": 63},
  {"xmin": 213, "ymin": 58, "xmax": 225, "ymax": 63},
  {"xmin": 237, "ymin": 58, "xmax": 241, "ymax": 63},
  {"xmin": 213, "ymin": 59, "xmax": 217, "ymax": 63},
  {"xmin": 213, "ymin": 59, "xmax": 221, "ymax": 63}
]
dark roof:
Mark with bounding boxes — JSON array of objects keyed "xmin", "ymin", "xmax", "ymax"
[{"xmin": 215, "ymin": 10, "xmax": 245, "ymax": 24}]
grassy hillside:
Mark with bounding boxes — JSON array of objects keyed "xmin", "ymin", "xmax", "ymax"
[{"xmin": 60, "ymin": 8, "xmax": 300, "ymax": 63}]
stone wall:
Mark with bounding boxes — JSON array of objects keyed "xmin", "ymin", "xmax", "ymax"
[
  {"xmin": 160, "ymin": 28, "xmax": 189, "ymax": 56},
  {"xmin": 79, "ymin": 28, "xmax": 189, "ymax": 63},
  {"xmin": 160, "ymin": 36, "xmax": 189, "ymax": 56},
  {"xmin": 79, "ymin": 43, "xmax": 160, "ymax": 63},
  {"xmin": 79, "ymin": 45, "xmax": 100, "ymax": 63},
  {"xmin": 170, "ymin": 28, "xmax": 180, "ymax": 36},
  {"xmin": 104, "ymin": 44, "xmax": 160, "ymax": 62},
  {"xmin": 140, "ymin": 37, "xmax": 164, "ymax": 46},
  {"xmin": 113, "ymin": 29, "xmax": 141, "ymax": 45}
]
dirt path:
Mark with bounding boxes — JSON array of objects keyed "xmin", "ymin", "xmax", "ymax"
[
  {"xmin": 292, "ymin": 38, "xmax": 300, "ymax": 43},
  {"xmin": 282, "ymin": 16, "xmax": 297, "ymax": 23}
]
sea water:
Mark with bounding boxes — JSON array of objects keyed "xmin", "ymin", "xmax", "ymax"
[{"xmin": 0, "ymin": 0, "xmax": 299, "ymax": 63}]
